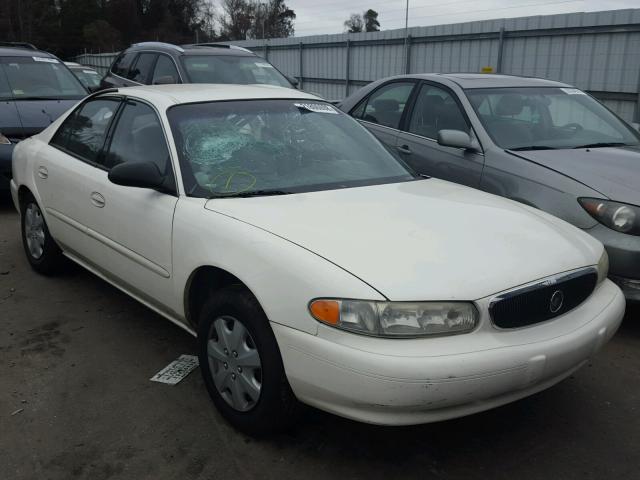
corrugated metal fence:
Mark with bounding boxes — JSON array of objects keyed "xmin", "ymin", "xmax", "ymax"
[{"xmin": 76, "ymin": 8, "xmax": 640, "ymax": 123}]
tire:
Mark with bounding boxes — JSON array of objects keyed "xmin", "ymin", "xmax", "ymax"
[
  {"xmin": 197, "ymin": 285, "xmax": 299, "ymax": 435},
  {"xmin": 20, "ymin": 192, "xmax": 64, "ymax": 275}
]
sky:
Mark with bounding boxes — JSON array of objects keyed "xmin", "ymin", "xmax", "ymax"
[{"xmin": 285, "ymin": 0, "xmax": 639, "ymax": 37}]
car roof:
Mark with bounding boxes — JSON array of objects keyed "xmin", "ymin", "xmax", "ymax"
[
  {"xmin": 127, "ymin": 42, "xmax": 255, "ymax": 57},
  {"xmin": 104, "ymin": 83, "xmax": 320, "ymax": 106},
  {"xmin": 405, "ymin": 73, "xmax": 571, "ymax": 89},
  {"xmin": 0, "ymin": 46, "xmax": 57, "ymax": 58}
]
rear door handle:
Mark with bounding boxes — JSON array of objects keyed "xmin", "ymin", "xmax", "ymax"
[
  {"xmin": 90, "ymin": 192, "xmax": 105, "ymax": 208},
  {"xmin": 37, "ymin": 166, "xmax": 48, "ymax": 179},
  {"xmin": 397, "ymin": 145, "xmax": 412, "ymax": 154}
]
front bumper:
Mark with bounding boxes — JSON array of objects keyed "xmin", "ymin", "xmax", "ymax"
[
  {"xmin": 273, "ymin": 279, "xmax": 625, "ymax": 426},
  {"xmin": 0, "ymin": 144, "xmax": 15, "ymax": 192},
  {"xmin": 586, "ymin": 223, "xmax": 640, "ymax": 301}
]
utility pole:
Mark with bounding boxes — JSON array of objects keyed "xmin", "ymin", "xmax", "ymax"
[
  {"xmin": 403, "ymin": 0, "xmax": 409, "ymax": 74},
  {"xmin": 262, "ymin": 2, "xmax": 267, "ymax": 44}
]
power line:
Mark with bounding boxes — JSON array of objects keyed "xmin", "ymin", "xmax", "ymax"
[{"xmin": 293, "ymin": 0, "xmax": 582, "ymax": 29}]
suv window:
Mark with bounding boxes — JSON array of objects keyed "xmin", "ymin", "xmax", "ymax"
[
  {"xmin": 408, "ymin": 84, "xmax": 469, "ymax": 139},
  {"xmin": 0, "ymin": 56, "xmax": 86, "ymax": 99},
  {"xmin": 152, "ymin": 55, "xmax": 180, "ymax": 84},
  {"xmin": 180, "ymin": 55, "xmax": 291, "ymax": 87},
  {"xmin": 0, "ymin": 66, "xmax": 11, "ymax": 98},
  {"xmin": 128, "ymin": 53, "xmax": 157, "ymax": 84},
  {"xmin": 351, "ymin": 82, "xmax": 414, "ymax": 130},
  {"xmin": 51, "ymin": 98, "xmax": 120, "ymax": 164},
  {"xmin": 105, "ymin": 100, "xmax": 173, "ymax": 183},
  {"xmin": 111, "ymin": 52, "xmax": 136, "ymax": 77}
]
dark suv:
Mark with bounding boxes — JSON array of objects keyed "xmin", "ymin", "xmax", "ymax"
[
  {"xmin": 100, "ymin": 42, "xmax": 297, "ymax": 89},
  {"xmin": 0, "ymin": 43, "xmax": 87, "ymax": 192}
]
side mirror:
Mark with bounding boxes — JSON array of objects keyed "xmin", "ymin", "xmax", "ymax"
[
  {"xmin": 108, "ymin": 161, "xmax": 165, "ymax": 190},
  {"xmin": 153, "ymin": 75, "xmax": 177, "ymax": 85},
  {"xmin": 437, "ymin": 129, "xmax": 479, "ymax": 151},
  {"xmin": 287, "ymin": 76, "xmax": 299, "ymax": 88}
]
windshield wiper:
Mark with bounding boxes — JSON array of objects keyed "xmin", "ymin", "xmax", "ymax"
[
  {"xmin": 208, "ymin": 189, "xmax": 292, "ymax": 199},
  {"xmin": 13, "ymin": 96, "xmax": 63, "ymax": 101},
  {"xmin": 572, "ymin": 142, "xmax": 628, "ymax": 149},
  {"xmin": 508, "ymin": 146, "xmax": 558, "ymax": 151}
]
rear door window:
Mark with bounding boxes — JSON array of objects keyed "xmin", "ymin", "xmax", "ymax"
[
  {"xmin": 152, "ymin": 55, "xmax": 180, "ymax": 84},
  {"xmin": 51, "ymin": 97, "xmax": 121, "ymax": 165},
  {"xmin": 351, "ymin": 82, "xmax": 415, "ymax": 130},
  {"xmin": 111, "ymin": 52, "xmax": 136, "ymax": 77},
  {"xmin": 128, "ymin": 53, "xmax": 157, "ymax": 84}
]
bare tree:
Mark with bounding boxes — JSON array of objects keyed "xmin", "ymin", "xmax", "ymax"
[{"xmin": 344, "ymin": 13, "xmax": 363, "ymax": 33}]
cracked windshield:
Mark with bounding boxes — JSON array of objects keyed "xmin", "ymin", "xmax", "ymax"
[{"xmin": 167, "ymin": 99, "xmax": 414, "ymax": 197}]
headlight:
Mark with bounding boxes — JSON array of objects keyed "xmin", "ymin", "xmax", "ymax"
[
  {"xmin": 309, "ymin": 299, "xmax": 478, "ymax": 337},
  {"xmin": 597, "ymin": 249, "xmax": 609, "ymax": 284},
  {"xmin": 579, "ymin": 198, "xmax": 640, "ymax": 236},
  {"xmin": 0, "ymin": 132, "xmax": 10, "ymax": 145}
]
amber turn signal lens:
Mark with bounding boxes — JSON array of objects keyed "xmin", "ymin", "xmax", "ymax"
[{"xmin": 309, "ymin": 299, "xmax": 340, "ymax": 325}]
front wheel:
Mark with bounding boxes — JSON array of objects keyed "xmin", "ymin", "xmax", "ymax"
[
  {"xmin": 20, "ymin": 193, "xmax": 64, "ymax": 275},
  {"xmin": 197, "ymin": 285, "xmax": 299, "ymax": 435}
]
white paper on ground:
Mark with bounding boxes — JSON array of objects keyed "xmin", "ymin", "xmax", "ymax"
[{"xmin": 150, "ymin": 354, "xmax": 199, "ymax": 385}]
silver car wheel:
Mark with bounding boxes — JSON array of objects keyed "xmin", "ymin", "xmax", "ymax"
[
  {"xmin": 207, "ymin": 315, "xmax": 262, "ymax": 412},
  {"xmin": 24, "ymin": 203, "xmax": 45, "ymax": 260}
]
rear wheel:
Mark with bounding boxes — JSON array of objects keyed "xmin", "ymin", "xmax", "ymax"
[
  {"xmin": 20, "ymin": 193, "xmax": 63, "ymax": 275},
  {"xmin": 197, "ymin": 285, "xmax": 299, "ymax": 434}
]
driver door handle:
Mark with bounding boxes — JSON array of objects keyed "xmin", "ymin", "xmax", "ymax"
[
  {"xmin": 397, "ymin": 145, "xmax": 412, "ymax": 155},
  {"xmin": 90, "ymin": 192, "xmax": 105, "ymax": 208}
]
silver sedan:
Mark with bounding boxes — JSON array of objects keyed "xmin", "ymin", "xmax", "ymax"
[{"xmin": 339, "ymin": 73, "xmax": 640, "ymax": 302}]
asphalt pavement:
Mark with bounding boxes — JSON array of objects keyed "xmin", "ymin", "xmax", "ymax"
[{"xmin": 1, "ymin": 197, "xmax": 638, "ymax": 480}]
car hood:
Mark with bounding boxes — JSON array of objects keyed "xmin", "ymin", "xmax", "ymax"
[
  {"xmin": 13, "ymin": 99, "xmax": 79, "ymax": 137},
  {"xmin": 510, "ymin": 146, "xmax": 640, "ymax": 205},
  {"xmin": 205, "ymin": 179, "xmax": 602, "ymax": 301}
]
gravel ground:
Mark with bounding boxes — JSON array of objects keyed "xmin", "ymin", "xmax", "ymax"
[{"xmin": 1, "ymin": 198, "xmax": 638, "ymax": 480}]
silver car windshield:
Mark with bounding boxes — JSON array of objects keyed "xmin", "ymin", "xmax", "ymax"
[
  {"xmin": 465, "ymin": 87, "xmax": 640, "ymax": 150},
  {"xmin": 167, "ymin": 99, "xmax": 415, "ymax": 197}
]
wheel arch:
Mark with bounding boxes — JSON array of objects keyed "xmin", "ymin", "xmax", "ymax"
[
  {"xmin": 17, "ymin": 184, "xmax": 33, "ymax": 209},
  {"xmin": 184, "ymin": 265, "xmax": 258, "ymax": 329}
]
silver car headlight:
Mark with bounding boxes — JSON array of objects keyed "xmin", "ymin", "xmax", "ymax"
[
  {"xmin": 597, "ymin": 249, "xmax": 609, "ymax": 284},
  {"xmin": 309, "ymin": 299, "xmax": 478, "ymax": 337},
  {"xmin": 0, "ymin": 132, "xmax": 11, "ymax": 145},
  {"xmin": 579, "ymin": 198, "xmax": 640, "ymax": 236}
]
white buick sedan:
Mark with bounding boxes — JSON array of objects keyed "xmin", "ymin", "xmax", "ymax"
[{"xmin": 11, "ymin": 84, "xmax": 625, "ymax": 434}]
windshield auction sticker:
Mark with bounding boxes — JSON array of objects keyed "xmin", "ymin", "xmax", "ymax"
[
  {"xmin": 255, "ymin": 62, "xmax": 274, "ymax": 68},
  {"xmin": 560, "ymin": 88, "xmax": 586, "ymax": 95},
  {"xmin": 32, "ymin": 57, "xmax": 59, "ymax": 63},
  {"xmin": 294, "ymin": 103, "xmax": 339, "ymax": 114}
]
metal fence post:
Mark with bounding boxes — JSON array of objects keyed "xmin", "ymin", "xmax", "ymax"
[
  {"xmin": 496, "ymin": 27, "xmax": 505, "ymax": 73},
  {"xmin": 345, "ymin": 39, "xmax": 351, "ymax": 97},
  {"xmin": 299, "ymin": 42, "xmax": 303, "ymax": 90},
  {"xmin": 405, "ymin": 35, "xmax": 412, "ymax": 74},
  {"xmin": 635, "ymin": 66, "xmax": 640, "ymax": 123}
]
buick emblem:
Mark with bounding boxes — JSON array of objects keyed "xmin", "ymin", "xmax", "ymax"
[{"xmin": 549, "ymin": 290, "xmax": 564, "ymax": 313}]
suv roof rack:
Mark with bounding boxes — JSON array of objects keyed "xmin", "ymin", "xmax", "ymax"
[
  {"xmin": 186, "ymin": 43, "xmax": 253, "ymax": 54},
  {"xmin": 132, "ymin": 42, "xmax": 184, "ymax": 53},
  {"xmin": 0, "ymin": 41, "xmax": 38, "ymax": 50}
]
